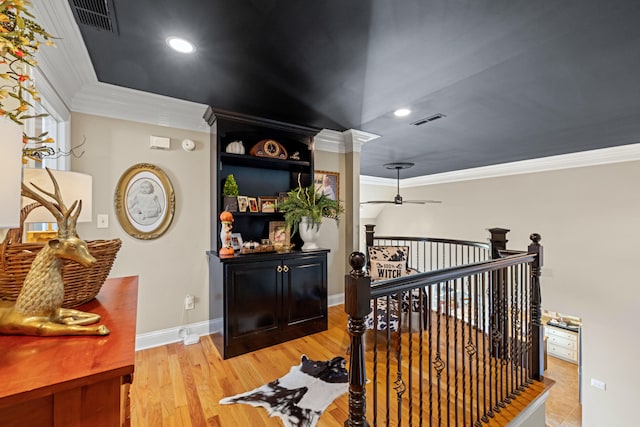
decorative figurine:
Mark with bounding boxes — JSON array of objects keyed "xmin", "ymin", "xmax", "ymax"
[
  {"xmin": 0, "ymin": 168, "xmax": 108, "ymax": 336},
  {"xmin": 219, "ymin": 211, "xmax": 235, "ymax": 256}
]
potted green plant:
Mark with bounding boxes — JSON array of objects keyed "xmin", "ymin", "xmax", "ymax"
[
  {"xmin": 277, "ymin": 181, "xmax": 344, "ymax": 250},
  {"xmin": 222, "ymin": 174, "xmax": 239, "ymax": 212}
]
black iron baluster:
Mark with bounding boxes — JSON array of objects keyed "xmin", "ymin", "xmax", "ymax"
[
  {"xmin": 481, "ymin": 272, "xmax": 490, "ymax": 424},
  {"xmin": 419, "ymin": 287, "xmax": 425, "ymax": 427},
  {"xmin": 394, "ymin": 292, "xmax": 404, "ymax": 425},
  {"xmin": 385, "ymin": 294, "xmax": 391, "ymax": 426},
  {"xmin": 373, "ymin": 298, "xmax": 379, "ymax": 426},
  {"xmin": 473, "ymin": 273, "xmax": 482, "ymax": 427}
]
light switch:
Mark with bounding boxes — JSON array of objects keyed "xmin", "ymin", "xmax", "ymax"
[
  {"xmin": 591, "ymin": 378, "xmax": 606, "ymax": 391},
  {"xmin": 97, "ymin": 214, "xmax": 109, "ymax": 229}
]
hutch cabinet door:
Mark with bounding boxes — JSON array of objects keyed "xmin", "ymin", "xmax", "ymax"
[
  {"xmin": 225, "ymin": 259, "xmax": 281, "ymax": 341},
  {"xmin": 283, "ymin": 254, "xmax": 327, "ymax": 327}
]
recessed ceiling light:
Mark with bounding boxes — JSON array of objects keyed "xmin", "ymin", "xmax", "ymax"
[
  {"xmin": 166, "ymin": 37, "xmax": 195, "ymax": 54},
  {"xmin": 394, "ymin": 108, "xmax": 411, "ymax": 117}
]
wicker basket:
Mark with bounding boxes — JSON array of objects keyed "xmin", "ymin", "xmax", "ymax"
[{"xmin": 0, "ymin": 205, "xmax": 122, "ymax": 308}]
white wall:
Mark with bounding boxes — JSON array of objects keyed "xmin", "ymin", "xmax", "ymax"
[
  {"xmin": 364, "ymin": 160, "xmax": 640, "ymax": 426},
  {"xmin": 71, "ymin": 112, "xmax": 210, "ymax": 334},
  {"xmin": 314, "ymin": 150, "xmax": 349, "ymax": 297}
]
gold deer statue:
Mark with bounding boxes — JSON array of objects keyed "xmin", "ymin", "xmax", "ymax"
[{"xmin": 0, "ymin": 168, "xmax": 109, "ymax": 336}]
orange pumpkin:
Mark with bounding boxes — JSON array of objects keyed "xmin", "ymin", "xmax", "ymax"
[{"xmin": 219, "ymin": 211, "xmax": 234, "ymax": 222}]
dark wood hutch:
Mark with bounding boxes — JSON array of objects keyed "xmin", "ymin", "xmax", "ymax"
[{"xmin": 204, "ymin": 107, "xmax": 328, "ymax": 359}]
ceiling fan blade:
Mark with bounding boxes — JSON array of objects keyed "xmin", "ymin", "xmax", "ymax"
[
  {"xmin": 360, "ymin": 200, "xmax": 395, "ymax": 204},
  {"xmin": 404, "ymin": 200, "xmax": 443, "ymax": 204},
  {"xmin": 362, "ymin": 163, "xmax": 444, "ymax": 206}
]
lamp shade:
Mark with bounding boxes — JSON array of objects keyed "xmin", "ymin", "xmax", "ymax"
[
  {"xmin": 0, "ymin": 119, "xmax": 24, "ymax": 228},
  {"xmin": 22, "ymin": 168, "xmax": 93, "ymax": 223}
]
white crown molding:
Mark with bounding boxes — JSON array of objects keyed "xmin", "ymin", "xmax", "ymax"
[
  {"xmin": 315, "ymin": 129, "xmax": 345, "ymax": 153},
  {"xmin": 33, "ymin": 68, "xmax": 70, "ymax": 122},
  {"xmin": 403, "ymin": 143, "xmax": 640, "ymax": 187},
  {"xmin": 73, "ymin": 82, "xmax": 211, "ymax": 133},
  {"xmin": 343, "ymin": 129, "xmax": 380, "ymax": 153},
  {"xmin": 32, "ymin": 0, "xmax": 96, "ymax": 110},
  {"xmin": 360, "ymin": 175, "xmax": 397, "ymax": 187},
  {"xmin": 315, "ymin": 128, "xmax": 381, "ymax": 153},
  {"xmin": 362, "ymin": 143, "xmax": 640, "ymax": 188},
  {"xmin": 34, "ymin": 1, "xmax": 211, "ymax": 134}
]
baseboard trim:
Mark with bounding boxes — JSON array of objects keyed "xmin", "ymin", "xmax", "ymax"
[
  {"xmin": 136, "ymin": 294, "xmax": 346, "ymax": 351},
  {"xmin": 328, "ymin": 292, "xmax": 345, "ymax": 307},
  {"xmin": 135, "ymin": 318, "xmax": 222, "ymax": 351}
]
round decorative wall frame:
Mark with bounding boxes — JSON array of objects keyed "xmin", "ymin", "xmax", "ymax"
[{"xmin": 114, "ymin": 163, "xmax": 175, "ymax": 240}]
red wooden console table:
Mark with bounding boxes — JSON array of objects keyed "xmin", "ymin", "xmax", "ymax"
[{"xmin": 0, "ymin": 276, "xmax": 138, "ymax": 427}]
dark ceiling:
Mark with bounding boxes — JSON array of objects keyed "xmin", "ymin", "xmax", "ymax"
[{"xmin": 69, "ymin": 0, "xmax": 640, "ymax": 179}]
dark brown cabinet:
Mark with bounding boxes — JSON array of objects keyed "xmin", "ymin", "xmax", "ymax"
[
  {"xmin": 212, "ymin": 250, "xmax": 328, "ymax": 359},
  {"xmin": 204, "ymin": 108, "xmax": 328, "ymax": 359}
]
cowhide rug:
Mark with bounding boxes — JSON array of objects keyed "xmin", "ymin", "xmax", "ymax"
[{"xmin": 219, "ymin": 355, "xmax": 349, "ymax": 427}]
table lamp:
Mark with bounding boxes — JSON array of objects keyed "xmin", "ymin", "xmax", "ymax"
[
  {"xmin": 0, "ymin": 121, "xmax": 24, "ymax": 229},
  {"xmin": 21, "ymin": 168, "xmax": 93, "ymax": 224}
]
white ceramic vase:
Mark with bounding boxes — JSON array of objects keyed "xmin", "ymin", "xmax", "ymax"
[{"xmin": 299, "ymin": 216, "xmax": 321, "ymax": 250}]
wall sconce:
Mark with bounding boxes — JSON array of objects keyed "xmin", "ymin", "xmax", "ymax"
[{"xmin": 0, "ymin": 120, "xmax": 24, "ymax": 229}]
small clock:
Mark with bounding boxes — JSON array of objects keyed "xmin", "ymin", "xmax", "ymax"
[{"xmin": 249, "ymin": 139, "xmax": 288, "ymax": 159}]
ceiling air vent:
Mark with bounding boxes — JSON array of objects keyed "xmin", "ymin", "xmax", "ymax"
[
  {"xmin": 69, "ymin": 0, "xmax": 119, "ymax": 34},
  {"xmin": 411, "ymin": 113, "xmax": 446, "ymax": 126}
]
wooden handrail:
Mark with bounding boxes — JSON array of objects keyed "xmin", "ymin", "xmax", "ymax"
[
  {"xmin": 369, "ymin": 253, "xmax": 536, "ymax": 299},
  {"xmin": 371, "ymin": 235, "xmax": 490, "ymax": 250}
]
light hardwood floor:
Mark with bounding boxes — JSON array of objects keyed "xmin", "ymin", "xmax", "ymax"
[
  {"xmin": 131, "ymin": 306, "xmax": 553, "ymax": 426},
  {"xmin": 544, "ymin": 356, "xmax": 581, "ymax": 427}
]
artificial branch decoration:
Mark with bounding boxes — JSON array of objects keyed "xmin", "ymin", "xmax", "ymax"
[
  {"xmin": 0, "ymin": 0, "xmax": 56, "ymax": 146},
  {"xmin": 277, "ymin": 175, "xmax": 344, "ymax": 236},
  {"xmin": 23, "ymin": 135, "xmax": 87, "ymax": 162}
]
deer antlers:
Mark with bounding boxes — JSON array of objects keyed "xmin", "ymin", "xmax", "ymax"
[{"xmin": 21, "ymin": 168, "xmax": 82, "ymax": 238}]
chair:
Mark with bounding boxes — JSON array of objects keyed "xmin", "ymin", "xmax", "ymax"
[{"xmin": 365, "ymin": 246, "xmax": 427, "ymax": 333}]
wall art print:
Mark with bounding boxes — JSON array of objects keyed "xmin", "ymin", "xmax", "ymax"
[{"xmin": 115, "ymin": 163, "xmax": 175, "ymax": 240}]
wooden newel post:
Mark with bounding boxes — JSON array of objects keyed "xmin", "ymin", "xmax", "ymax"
[
  {"xmin": 488, "ymin": 227, "xmax": 510, "ymax": 259},
  {"xmin": 528, "ymin": 233, "xmax": 544, "ymax": 381},
  {"xmin": 364, "ymin": 224, "xmax": 375, "ymax": 248},
  {"xmin": 344, "ymin": 252, "xmax": 371, "ymax": 427}
]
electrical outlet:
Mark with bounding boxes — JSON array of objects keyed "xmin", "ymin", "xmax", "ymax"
[{"xmin": 184, "ymin": 294, "xmax": 195, "ymax": 310}]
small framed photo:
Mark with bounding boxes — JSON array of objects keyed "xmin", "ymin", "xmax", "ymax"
[
  {"xmin": 259, "ymin": 196, "xmax": 278, "ymax": 213},
  {"xmin": 314, "ymin": 170, "xmax": 339, "ymax": 200},
  {"xmin": 277, "ymin": 191, "xmax": 289, "ymax": 206},
  {"xmin": 248, "ymin": 197, "xmax": 259, "ymax": 213},
  {"xmin": 237, "ymin": 196, "xmax": 248, "ymax": 212},
  {"xmin": 230, "ymin": 233, "xmax": 243, "ymax": 251},
  {"xmin": 269, "ymin": 221, "xmax": 290, "ymax": 246}
]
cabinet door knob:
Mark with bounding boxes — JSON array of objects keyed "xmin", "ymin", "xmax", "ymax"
[
  {"xmin": 283, "ymin": 265, "xmax": 289, "ymax": 273},
  {"xmin": 277, "ymin": 265, "xmax": 283, "ymax": 272}
]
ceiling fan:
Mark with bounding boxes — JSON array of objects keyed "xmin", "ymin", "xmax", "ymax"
[{"xmin": 361, "ymin": 162, "xmax": 442, "ymax": 205}]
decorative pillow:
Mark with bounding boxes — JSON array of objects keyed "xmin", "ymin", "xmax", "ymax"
[{"xmin": 368, "ymin": 246, "xmax": 409, "ymax": 281}]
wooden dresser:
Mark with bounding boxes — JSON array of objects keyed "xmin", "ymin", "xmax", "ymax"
[{"xmin": 0, "ymin": 276, "xmax": 138, "ymax": 427}]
